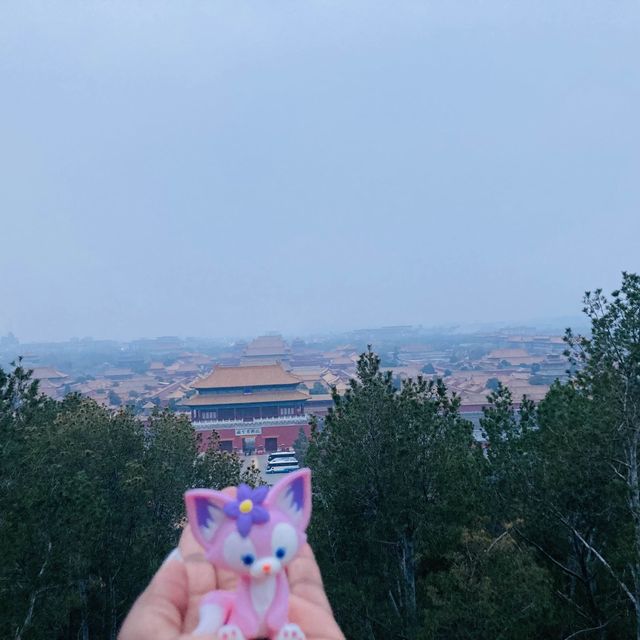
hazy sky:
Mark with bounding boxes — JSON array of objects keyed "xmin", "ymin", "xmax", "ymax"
[{"xmin": 1, "ymin": 1, "xmax": 639, "ymax": 342}]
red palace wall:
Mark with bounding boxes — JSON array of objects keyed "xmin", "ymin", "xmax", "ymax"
[{"xmin": 196, "ymin": 423, "xmax": 311, "ymax": 454}]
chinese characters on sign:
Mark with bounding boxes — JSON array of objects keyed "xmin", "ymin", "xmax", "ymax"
[{"xmin": 235, "ymin": 427, "xmax": 263, "ymax": 436}]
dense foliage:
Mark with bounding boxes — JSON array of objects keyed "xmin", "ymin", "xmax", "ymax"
[
  {"xmin": 307, "ymin": 272, "xmax": 640, "ymax": 640},
  {"xmin": 2, "ymin": 272, "xmax": 640, "ymax": 639},
  {"xmin": 0, "ymin": 369, "xmax": 258, "ymax": 640}
]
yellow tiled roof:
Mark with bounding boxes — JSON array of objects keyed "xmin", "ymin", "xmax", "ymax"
[
  {"xmin": 192, "ymin": 364, "xmax": 301, "ymax": 389},
  {"xmin": 182, "ymin": 389, "xmax": 309, "ymax": 406}
]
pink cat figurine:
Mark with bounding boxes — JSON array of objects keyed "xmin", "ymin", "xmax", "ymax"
[{"xmin": 184, "ymin": 468, "xmax": 312, "ymax": 640}]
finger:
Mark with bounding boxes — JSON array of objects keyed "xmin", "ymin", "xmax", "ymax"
[
  {"xmin": 179, "ymin": 524, "xmax": 208, "ymax": 559},
  {"xmin": 180, "ymin": 488, "xmax": 239, "ymax": 633},
  {"xmin": 287, "ymin": 545, "xmax": 345, "ymax": 639},
  {"xmin": 288, "ymin": 594, "xmax": 346, "ymax": 640},
  {"xmin": 287, "ymin": 544, "xmax": 333, "ymax": 613},
  {"xmin": 119, "ymin": 552, "xmax": 188, "ymax": 640},
  {"xmin": 182, "ymin": 554, "xmax": 239, "ymax": 633},
  {"xmin": 178, "ymin": 631, "xmax": 217, "ymax": 640},
  {"xmin": 179, "ymin": 491, "xmax": 239, "ymax": 591}
]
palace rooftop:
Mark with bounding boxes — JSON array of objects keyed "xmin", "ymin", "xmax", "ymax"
[
  {"xmin": 182, "ymin": 362, "xmax": 310, "ymax": 454},
  {"xmin": 191, "ymin": 363, "xmax": 301, "ymax": 390}
]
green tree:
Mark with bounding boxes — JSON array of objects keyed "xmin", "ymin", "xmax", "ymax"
[
  {"xmin": 480, "ymin": 275, "xmax": 640, "ymax": 639},
  {"xmin": 0, "ymin": 365, "xmax": 255, "ymax": 640},
  {"xmin": 563, "ymin": 272, "xmax": 640, "ymax": 638},
  {"xmin": 480, "ymin": 380, "xmax": 627, "ymax": 637},
  {"xmin": 309, "ymin": 381, "xmax": 326, "ymax": 395},
  {"xmin": 293, "ymin": 426, "xmax": 309, "ymax": 465},
  {"xmin": 307, "ymin": 349, "xmax": 482, "ymax": 640},
  {"xmin": 0, "ymin": 361, "xmax": 61, "ymax": 639},
  {"xmin": 380, "ymin": 346, "xmax": 400, "ymax": 367},
  {"xmin": 421, "ymin": 529, "xmax": 557, "ymax": 640}
]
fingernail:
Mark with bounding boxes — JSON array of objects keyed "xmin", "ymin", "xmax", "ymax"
[{"xmin": 163, "ymin": 548, "xmax": 183, "ymax": 565}]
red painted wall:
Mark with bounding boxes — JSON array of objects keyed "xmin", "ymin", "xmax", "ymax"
[{"xmin": 196, "ymin": 423, "xmax": 311, "ymax": 454}]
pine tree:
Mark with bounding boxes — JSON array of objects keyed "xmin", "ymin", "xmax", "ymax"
[
  {"xmin": 0, "ymin": 364, "xmax": 254, "ymax": 640},
  {"xmin": 307, "ymin": 348, "xmax": 482, "ymax": 639}
]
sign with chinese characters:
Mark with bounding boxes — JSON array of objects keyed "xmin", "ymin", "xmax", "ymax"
[{"xmin": 235, "ymin": 427, "xmax": 262, "ymax": 436}]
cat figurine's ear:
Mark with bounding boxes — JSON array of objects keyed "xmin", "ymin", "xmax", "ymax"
[
  {"xmin": 185, "ymin": 489, "xmax": 234, "ymax": 548},
  {"xmin": 265, "ymin": 468, "xmax": 312, "ymax": 532}
]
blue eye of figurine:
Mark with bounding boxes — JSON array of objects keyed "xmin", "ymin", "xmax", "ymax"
[
  {"xmin": 275, "ymin": 547, "xmax": 286, "ymax": 559},
  {"xmin": 241, "ymin": 554, "xmax": 255, "ymax": 566}
]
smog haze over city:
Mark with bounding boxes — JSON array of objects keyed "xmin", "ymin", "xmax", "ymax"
[
  {"xmin": 5, "ymin": 4, "xmax": 640, "ymax": 639},
  {"xmin": 1, "ymin": 0, "xmax": 639, "ymax": 343}
]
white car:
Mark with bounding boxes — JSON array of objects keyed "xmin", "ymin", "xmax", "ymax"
[
  {"xmin": 265, "ymin": 457, "xmax": 300, "ymax": 474},
  {"xmin": 267, "ymin": 450, "xmax": 297, "ymax": 463}
]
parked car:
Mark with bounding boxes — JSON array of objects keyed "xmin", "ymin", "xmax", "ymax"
[
  {"xmin": 265, "ymin": 457, "xmax": 299, "ymax": 474},
  {"xmin": 267, "ymin": 450, "xmax": 297, "ymax": 463}
]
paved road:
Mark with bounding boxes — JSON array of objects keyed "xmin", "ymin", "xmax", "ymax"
[{"xmin": 241, "ymin": 452, "xmax": 297, "ymax": 487}]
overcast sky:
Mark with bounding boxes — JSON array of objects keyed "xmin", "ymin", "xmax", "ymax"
[{"xmin": 1, "ymin": 1, "xmax": 638, "ymax": 342}]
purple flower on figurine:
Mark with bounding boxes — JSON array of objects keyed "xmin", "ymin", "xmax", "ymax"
[{"xmin": 222, "ymin": 484, "xmax": 270, "ymax": 537}]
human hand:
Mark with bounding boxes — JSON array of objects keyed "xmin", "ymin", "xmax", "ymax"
[{"xmin": 118, "ymin": 513, "xmax": 344, "ymax": 640}]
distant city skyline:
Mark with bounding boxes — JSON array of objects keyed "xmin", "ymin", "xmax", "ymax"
[
  {"xmin": 1, "ymin": 314, "xmax": 590, "ymax": 346},
  {"xmin": 1, "ymin": 0, "xmax": 638, "ymax": 343},
  {"xmin": 0, "ymin": 322, "xmax": 570, "ymax": 419}
]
